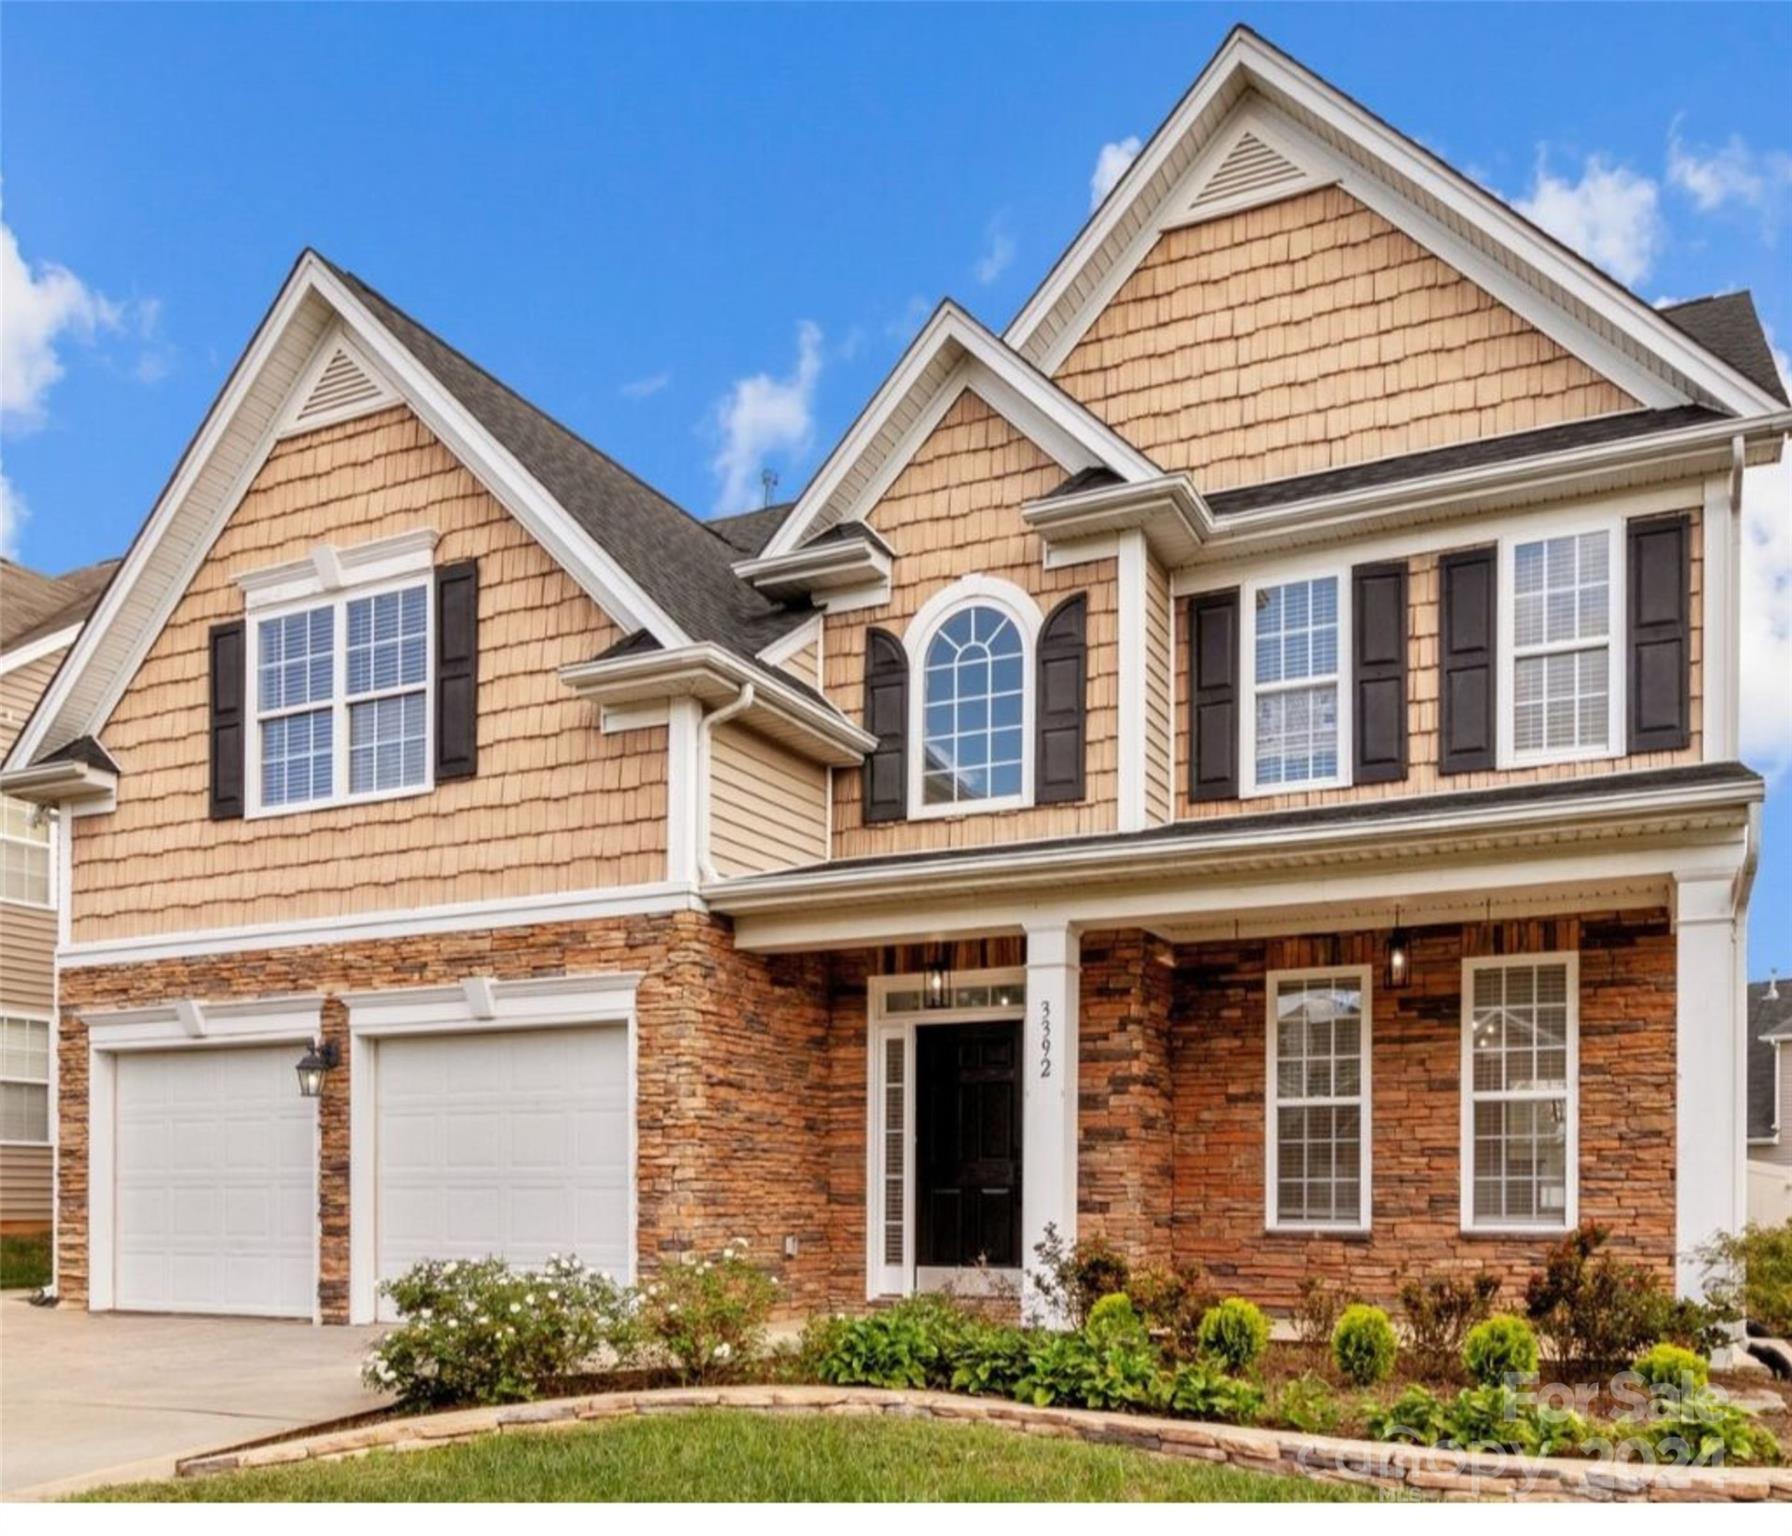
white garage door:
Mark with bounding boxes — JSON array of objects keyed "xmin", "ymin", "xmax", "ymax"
[
  {"xmin": 375, "ymin": 1026, "xmax": 629, "ymax": 1310},
  {"xmin": 114, "ymin": 1046, "xmax": 315, "ymax": 1318}
]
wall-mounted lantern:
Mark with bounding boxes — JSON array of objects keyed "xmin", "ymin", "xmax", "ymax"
[
  {"xmin": 295, "ymin": 1039, "xmax": 339, "ymax": 1098},
  {"xmin": 923, "ymin": 946, "xmax": 953, "ymax": 1009},
  {"xmin": 1385, "ymin": 924, "xmax": 1413, "ymax": 990}
]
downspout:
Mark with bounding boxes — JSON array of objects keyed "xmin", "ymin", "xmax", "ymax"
[
  {"xmin": 696, "ymin": 684, "xmax": 755, "ymax": 884},
  {"xmin": 1728, "ymin": 435, "xmax": 1746, "ymax": 759}
]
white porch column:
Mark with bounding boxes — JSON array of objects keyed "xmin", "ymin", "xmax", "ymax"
[
  {"xmin": 1674, "ymin": 872, "xmax": 1746, "ymax": 1298},
  {"xmin": 1023, "ymin": 919, "xmax": 1080, "ymax": 1324}
]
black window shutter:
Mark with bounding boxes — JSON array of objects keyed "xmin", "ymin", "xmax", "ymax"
[
  {"xmin": 1189, "ymin": 588, "xmax": 1240, "ymax": 802},
  {"xmin": 1627, "ymin": 513, "xmax": 1691, "ymax": 753},
  {"xmin": 208, "ymin": 620, "xmax": 246, "ymax": 820},
  {"xmin": 435, "ymin": 558, "xmax": 480, "ymax": 781},
  {"xmin": 863, "ymin": 628, "xmax": 908, "ymax": 823},
  {"xmin": 1352, "ymin": 560, "xmax": 1408, "ymax": 784},
  {"xmin": 1438, "ymin": 546, "xmax": 1496, "ymax": 775},
  {"xmin": 1036, "ymin": 593, "xmax": 1087, "ymax": 804}
]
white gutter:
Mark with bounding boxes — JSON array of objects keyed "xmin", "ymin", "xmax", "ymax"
[
  {"xmin": 696, "ymin": 683, "xmax": 755, "ymax": 883},
  {"xmin": 706, "ymin": 770, "xmax": 1761, "ymax": 912},
  {"xmin": 0, "ymin": 757, "xmax": 117, "ymax": 806},
  {"xmin": 1728, "ymin": 434, "xmax": 1747, "ymax": 761}
]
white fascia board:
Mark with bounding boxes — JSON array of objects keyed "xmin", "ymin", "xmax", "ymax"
[
  {"xmin": 707, "ymin": 772, "xmax": 1762, "ymax": 914},
  {"xmin": 561, "ymin": 642, "xmax": 875, "ymax": 765},
  {"xmin": 0, "ymin": 625, "xmax": 80, "ymax": 679},
  {"xmin": 8, "ymin": 254, "xmax": 689, "ymax": 773},
  {"xmin": 1006, "ymin": 29, "xmax": 1781, "ymax": 418},
  {"xmin": 1023, "ymin": 475, "xmax": 1209, "ymax": 566},
  {"xmin": 734, "ymin": 538, "xmax": 892, "ymax": 601},
  {"xmin": 758, "ymin": 303, "xmax": 1161, "ymax": 561},
  {"xmin": 756, "ymin": 613, "xmax": 824, "ymax": 669}
]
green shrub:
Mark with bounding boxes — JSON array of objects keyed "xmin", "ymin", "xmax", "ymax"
[
  {"xmin": 1127, "ymin": 1263, "xmax": 1215, "ymax": 1361},
  {"xmin": 946, "ymin": 1320, "xmax": 1035, "ymax": 1398},
  {"xmin": 809, "ymin": 1294, "xmax": 976, "ymax": 1390},
  {"xmin": 1197, "ymin": 1297, "xmax": 1270, "ymax": 1373},
  {"xmin": 636, "ymin": 1243, "xmax": 778, "ymax": 1383},
  {"xmin": 1698, "ymin": 1221, "xmax": 1792, "ymax": 1339},
  {"xmin": 1164, "ymin": 1361, "xmax": 1264, "ymax": 1425},
  {"xmin": 1524, "ymin": 1223, "xmax": 1673, "ymax": 1371},
  {"xmin": 1331, "ymin": 1303, "xmax": 1397, "ymax": 1387},
  {"xmin": 1654, "ymin": 1296, "xmax": 1735, "ymax": 1357},
  {"xmin": 1029, "ymin": 1225, "xmax": 1130, "ymax": 1328},
  {"xmin": 1397, "ymin": 1272, "xmax": 1499, "ymax": 1378},
  {"xmin": 1273, "ymin": 1373, "xmax": 1343, "ymax": 1435},
  {"xmin": 366, "ymin": 1255, "xmax": 637, "ymax": 1410},
  {"xmin": 1438, "ymin": 1384, "xmax": 1588, "ymax": 1457},
  {"xmin": 1612, "ymin": 1390, "xmax": 1781, "ymax": 1467},
  {"xmin": 1012, "ymin": 1327, "xmax": 1164, "ymax": 1413},
  {"xmin": 1366, "ymin": 1385, "xmax": 1447, "ymax": 1447},
  {"xmin": 1462, "ymin": 1313, "xmax": 1540, "ymax": 1386},
  {"xmin": 1086, "ymin": 1291, "xmax": 1146, "ymax": 1345},
  {"xmin": 1632, "ymin": 1341, "xmax": 1709, "ymax": 1393}
]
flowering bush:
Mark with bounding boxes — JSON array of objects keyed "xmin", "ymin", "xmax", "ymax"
[
  {"xmin": 637, "ymin": 1241, "xmax": 777, "ymax": 1383},
  {"xmin": 364, "ymin": 1255, "xmax": 637, "ymax": 1409}
]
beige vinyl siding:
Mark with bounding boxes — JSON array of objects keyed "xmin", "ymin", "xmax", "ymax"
[
  {"xmin": 0, "ymin": 1144, "xmax": 52, "ymax": 1230},
  {"xmin": 0, "ymin": 650, "xmax": 64, "ymax": 758},
  {"xmin": 1761, "ymin": 1047, "xmax": 1792, "ymax": 1168},
  {"xmin": 1055, "ymin": 187, "xmax": 1636, "ymax": 493},
  {"xmin": 776, "ymin": 638, "xmax": 821, "ymax": 692},
  {"xmin": 825, "ymin": 389, "xmax": 1120, "ymax": 858},
  {"xmin": 708, "ymin": 722, "xmax": 829, "ymax": 878},
  {"xmin": 0, "ymin": 902, "xmax": 55, "ymax": 1013},
  {"xmin": 1171, "ymin": 510, "xmax": 1703, "ymax": 820},
  {"xmin": 72, "ymin": 405, "xmax": 668, "ymax": 942},
  {"xmin": 1144, "ymin": 553, "xmax": 1173, "ymax": 825}
]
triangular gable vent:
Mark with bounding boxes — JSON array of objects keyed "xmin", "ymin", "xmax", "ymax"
[
  {"xmin": 1173, "ymin": 128, "xmax": 1319, "ymax": 228},
  {"xmin": 283, "ymin": 337, "xmax": 396, "ymax": 435}
]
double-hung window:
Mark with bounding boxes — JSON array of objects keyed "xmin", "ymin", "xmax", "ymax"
[
  {"xmin": 1266, "ymin": 968, "xmax": 1371, "ymax": 1230},
  {"xmin": 0, "ymin": 796, "xmax": 51, "ymax": 906},
  {"xmin": 1246, "ymin": 573, "xmax": 1346, "ymax": 793},
  {"xmin": 0, "ymin": 1016, "xmax": 51, "ymax": 1144},
  {"xmin": 253, "ymin": 581, "xmax": 430, "ymax": 814},
  {"xmin": 1462, "ymin": 955, "xmax": 1577, "ymax": 1231},
  {"xmin": 1505, "ymin": 525, "xmax": 1619, "ymax": 762}
]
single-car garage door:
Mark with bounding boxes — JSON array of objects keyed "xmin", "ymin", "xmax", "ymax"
[
  {"xmin": 375, "ymin": 1026, "xmax": 628, "ymax": 1311},
  {"xmin": 114, "ymin": 1046, "xmax": 315, "ymax": 1317}
]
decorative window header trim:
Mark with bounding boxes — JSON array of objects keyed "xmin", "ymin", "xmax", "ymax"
[
  {"xmin": 237, "ymin": 528, "xmax": 440, "ymax": 612},
  {"xmin": 342, "ymin": 972, "xmax": 642, "ymax": 1038},
  {"xmin": 80, "ymin": 993, "xmax": 324, "ymax": 1052}
]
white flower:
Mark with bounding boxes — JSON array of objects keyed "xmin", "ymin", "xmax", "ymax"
[
  {"xmin": 681, "ymin": 1251, "xmax": 697, "ymax": 1266},
  {"xmin": 509, "ymin": 1301, "xmax": 522, "ymax": 1314},
  {"xmin": 477, "ymin": 1314, "xmax": 489, "ymax": 1325},
  {"xmin": 698, "ymin": 1262, "xmax": 711, "ymax": 1275},
  {"xmin": 667, "ymin": 1302, "xmax": 680, "ymax": 1315},
  {"xmin": 713, "ymin": 1342, "xmax": 732, "ymax": 1361},
  {"xmin": 524, "ymin": 1293, "xmax": 536, "ymax": 1306},
  {"xmin": 721, "ymin": 1248, "xmax": 735, "ymax": 1262},
  {"xmin": 546, "ymin": 1289, "xmax": 559, "ymax": 1302},
  {"xmin": 444, "ymin": 1262, "xmax": 459, "ymax": 1277},
  {"xmin": 419, "ymin": 1308, "xmax": 433, "ymax": 1321},
  {"xmin": 647, "ymin": 1283, "xmax": 661, "ymax": 1297},
  {"xmin": 447, "ymin": 1318, "xmax": 460, "ymax": 1330}
]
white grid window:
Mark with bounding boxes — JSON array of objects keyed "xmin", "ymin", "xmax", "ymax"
[
  {"xmin": 0, "ymin": 795, "xmax": 50, "ymax": 906},
  {"xmin": 1512, "ymin": 532, "xmax": 1610, "ymax": 756},
  {"xmin": 253, "ymin": 581, "xmax": 431, "ymax": 814},
  {"xmin": 1267, "ymin": 970, "xmax": 1369, "ymax": 1229},
  {"xmin": 1465, "ymin": 959, "xmax": 1576, "ymax": 1230},
  {"xmin": 921, "ymin": 605, "xmax": 1025, "ymax": 806},
  {"xmin": 0, "ymin": 1016, "xmax": 50, "ymax": 1144},
  {"xmin": 1253, "ymin": 576, "xmax": 1340, "ymax": 788}
]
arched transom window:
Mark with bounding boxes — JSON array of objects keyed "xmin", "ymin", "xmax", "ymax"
[{"xmin": 921, "ymin": 604, "xmax": 1025, "ymax": 806}]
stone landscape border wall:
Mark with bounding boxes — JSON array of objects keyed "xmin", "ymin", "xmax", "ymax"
[{"xmin": 177, "ymin": 1385, "xmax": 1792, "ymax": 1503}]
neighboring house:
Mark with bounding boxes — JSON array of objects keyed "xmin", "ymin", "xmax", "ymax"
[
  {"xmin": 0, "ymin": 557, "xmax": 119, "ymax": 1237},
  {"xmin": 1747, "ymin": 978, "xmax": 1792, "ymax": 1226},
  {"xmin": 2, "ymin": 27, "xmax": 1786, "ymax": 1325}
]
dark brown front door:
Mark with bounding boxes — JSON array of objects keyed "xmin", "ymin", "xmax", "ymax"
[{"xmin": 916, "ymin": 1020, "xmax": 1022, "ymax": 1268}]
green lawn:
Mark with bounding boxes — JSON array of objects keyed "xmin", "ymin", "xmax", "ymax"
[
  {"xmin": 0, "ymin": 1231, "xmax": 50, "ymax": 1290},
  {"xmin": 81, "ymin": 1409, "xmax": 1382, "ymax": 1503}
]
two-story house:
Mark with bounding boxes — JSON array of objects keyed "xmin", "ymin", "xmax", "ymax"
[
  {"xmin": 0, "ymin": 558, "xmax": 117, "ymax": 1242},
  {"xmin": 4, "ymin": 27, "xmax": 1785, "ymax": 1325}
]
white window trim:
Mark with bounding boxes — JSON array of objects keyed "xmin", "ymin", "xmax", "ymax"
[
  {"xmin": 1460, "ymin": 951, "xmax": 1581, "ymax": 1235},
  {"xmin": 0, "ymin": 1010, "xmax": 54, "ymax": 1147},
  {"xmin": 1496, "ymin": 512, "xmax": 1626, "ymax": 770},
  {"xmin": 1240, "ymin": 565, "xmax": 1353, "ymax": 798},
  {"xmin": 1264, "ymin": 964, "xmax": 1373, "ymax": 1233},
  {"xmin": 865, "ymin": 969, "xmax": 1027, "ymax": 1299},
  {"xmin": 245, "ymin": 568, "xmax": 436, "ymax": 820},
  {"xmin": 0, "ymin": 795, "xmax": 54, "ymax": 909},
  {"xmin": 903, "ymin": 575, "xmax": 1042, "ymax": 820}
]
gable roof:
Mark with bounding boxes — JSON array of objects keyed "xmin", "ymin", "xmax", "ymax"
[
  {"xmin": 758, "ymin": 300, "xmax": 1165, "ymax": 560},
  {"xmin": 1, "ymin": 558, "xmax": 121, "ymax": 652},
  {"xmin": 1006, "ymin": 25, "xmax": 1784, "ymax": 421},
  {"xmin": 1750, "ymin": 979, "xmax": 1792, "ymax": 1142},
  {"xmin": 1660, "ymin": 293, "xmax": 1789, "ymax": 406}
]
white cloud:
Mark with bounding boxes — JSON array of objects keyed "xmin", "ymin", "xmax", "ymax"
[
  {"xmin": 973, "ymin": 214, "xmax": 1015, "ymax": 286},
  {"xmin": 711, "ymin": 321, "xmax": 823, "ymax": 514},
  {"xmin": 1514, "ymin": 153, "xmax": 1663, "ymax": 286},
  {"xmin": 1090, "ymin": 136, "xmax": 1141, "ymax": 210},
  {"xmin": 1, "ymin": 217, "xmax": 125, "ymax": 429},
  {"xmin": 620, "ymin": 370, "xmax": 671, "ymax": 400},
  {"xmin": 1667, "ymin": 121, "xmax": 1792, "ymax": 223},
  {"xmin": 1740, "ymin": 455, "xmax": 1792, "ymax": 778},
  {"xmin": 0, "ymin": 469, "xmax": 25, "ymax": 559}
]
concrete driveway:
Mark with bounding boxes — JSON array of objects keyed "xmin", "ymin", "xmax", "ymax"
[{"xmin": 0, "ymin": 1292, "xmax": 386, "ymax": 1498}]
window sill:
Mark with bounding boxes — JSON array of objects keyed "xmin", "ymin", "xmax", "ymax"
[
  {"xmin": 909, "ymin": 793, "xmax": 1032, "ymax": 821},
  {"xmin": 1241, "ymin": 775, "xmax": 1349, "ymax": 800},
  {"xmin": 1503, "ymin": 744, "xmax": 1621, "ymax": 771},
  {"xmin": 246, "ymin": 780, "xmax": 435, "ymax": 821},
  {"xmin": 0, "ymin": 1138, "xmax": 53, "ymax": 1149},
  {"xmin": 1263, "ymin": 1224, "xmax": 1372, "ymax": 1241},
  {"xmin": 1458, "ymin": 1224, "xmax": 1574, "ymax": 1240}
]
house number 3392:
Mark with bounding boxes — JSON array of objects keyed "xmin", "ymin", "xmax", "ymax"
[{"xmin": 1038, "ymin": 998, "xmax": 1052, "ymax": 1079}]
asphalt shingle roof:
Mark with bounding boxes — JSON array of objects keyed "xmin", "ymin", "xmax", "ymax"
[
  {"xmin": 1, "ymin": 558, "xmax": 121, "ymax": 652},
  {"xmin": 1660, "ymin": 292, "xmax": 1789, "ymax": 406}
]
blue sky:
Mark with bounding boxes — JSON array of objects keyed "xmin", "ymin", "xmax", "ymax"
[{"xmin": 3, "ymin": 4, "xmax": 1789, "ymax": 969}]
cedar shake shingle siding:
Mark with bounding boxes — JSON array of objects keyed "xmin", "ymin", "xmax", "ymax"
[
  {"xmin": 73, "ymin": 405, "xmax": 669, "ymax": 942},
  {"xmin": 1054, "ymin": 187, "xmax": 1637, "ymax": 493}
]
